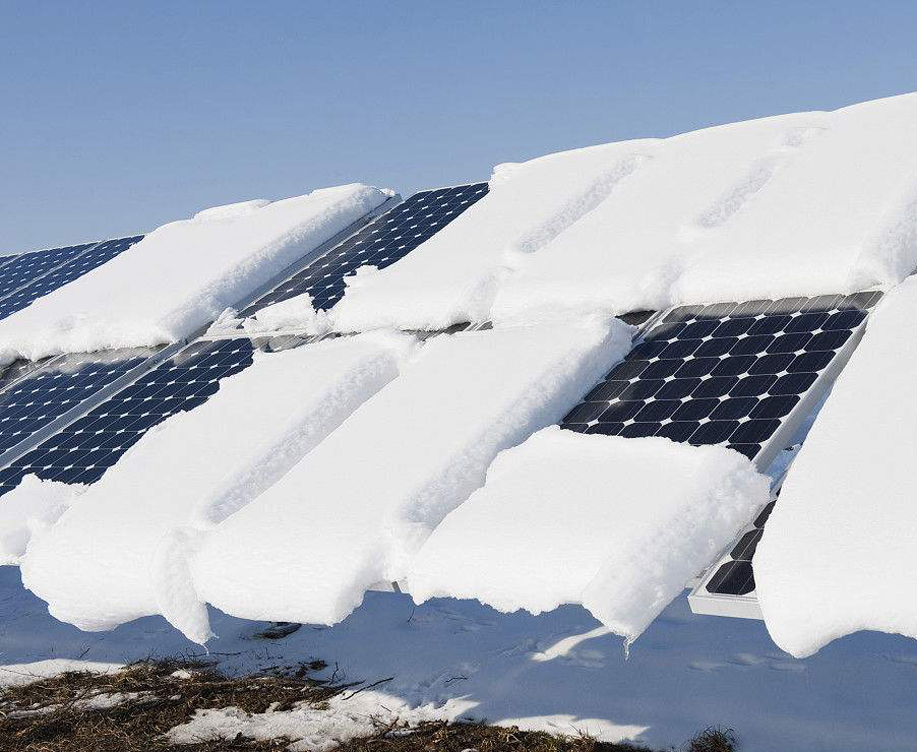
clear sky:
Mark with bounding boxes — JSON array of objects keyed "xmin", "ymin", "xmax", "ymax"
[{"xmin": 3, "ymin": 1, "xmax": 917, "ymax": 252}]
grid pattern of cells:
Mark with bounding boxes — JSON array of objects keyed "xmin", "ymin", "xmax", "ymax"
[
  {"xmin": 0, "ymin": 338, "xmax": 264, "ymax": 494},
  {"xmin": 0, "ymin": 236, "xmax": 143, "ymax": 320},
  {"xmin": 562, "ymin": 291, "xmax": 882, "ymax": 460},
  {"xmin": 0, "ymin": 350, "xmax": 152, "ymax": 458},
  {"xmin": 240, "ymin": 183, "xmax": 489, "ymax": 316},
  {"xmin": 0, "ymin": 244, "xmax": 95, "ymax": 299}
]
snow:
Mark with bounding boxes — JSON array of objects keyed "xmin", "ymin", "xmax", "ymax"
[
  {"xmin": 3, "ymin": 565, "xmax": 917, "ymax": 752},
  {"xmin": 330, "ymin": 143, "xmax": 655, "ymax": 332},
  {"xmin": 20, "ymin": 331, "xmax": 415, "ymax": 644},
  {"xmin": 0, "ymin": 476, "xmax": 87, "ymax": 565},
  {"xmin": 191, "ymin": 316, "xmax": 633, "ymax": 627},
  {"xmin": 0, "ymin": 184, "xmax": 389, "ymax": 363},
  {"xmin": 166, "ymin": 692, "xmax": 474, "ymax": 752},
  {"xmin": 328, "ymin": 92, "xmax": 917, "ymax": 332},
  {"xmin": 755, "ymin": 276, "xmax": 917, "ymax": 658},
  {"xmin": 409, "ymin": 427, "xmax": 769, "ymax": 643}
]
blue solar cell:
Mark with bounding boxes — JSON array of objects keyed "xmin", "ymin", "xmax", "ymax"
[
  {"xmin": 0, "ymin": 336, "xmax": 308, "ymax": 495},
  {"xmin": 240, "ymin": 183, "xmax": 489, "ymax": 317},
  {"xmin": 0, "ymin": 349, "xmax": 152, "ymax": 460},
  {"xmin": 0, "ymin": 244, "xmax": 95, "ymax": 300},
  {"xmin": 0, "ymin": 236, "xmax": 143, "ymax": 320},
  {"xmin": 562, "ymin": 292, "xmax": 881, "ymax": 473}
]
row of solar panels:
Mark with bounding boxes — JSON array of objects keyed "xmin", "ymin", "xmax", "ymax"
[{"xmin": 0, "ymin": 180, "xmax": 877, "ymax": 619}]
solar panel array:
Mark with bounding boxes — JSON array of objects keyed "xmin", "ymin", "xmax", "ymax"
[
  {"xmin": 240, "ymin": 183, "xmax": 489, "ymax": 316},
  {"xmin": 0, "ymin": 338, "xmax": 265, "ymax": 493},
  {"xmin": 0, "ymin": 349, "xmax": 153, "ymax": 460},
  {"xmin": 0, "ymin": 244, "xmax": 95, "ymax": 299},
  {"xmin": 0, "ymin": 236, "xmax": 143, "ymax": 320},
  {"xmin": 562, "ymin": 291, "xmax": 881, "ymax": 461}
]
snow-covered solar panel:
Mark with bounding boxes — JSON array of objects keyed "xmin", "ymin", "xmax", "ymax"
[
  {"xmin": 562, "ymin": 291, "xmax": 881, "ymax": 460},
  {"xmin": 0, "ymin": 336, "xmax": 309, "ymax": 494},
  {"xmin": 239, "ymin": 183, "xmax": 489, "ymax": 317},
  {"xmin": 562, "ymin": 291, "xmax": 882, "ymax": 604},
  {"xmin": 0, "ymin": 349, "xmax": 153, "ymax": 465},
  {"xmin": 0, "ymin": 236, "xmax": 143, "ymax": 320},
  {"xmin": 0, "ymin": 244, "xmax": 96, "ymax": 300}
]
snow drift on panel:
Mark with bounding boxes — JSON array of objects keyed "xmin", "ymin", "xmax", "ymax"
[
  {"xmin": 755, "ymin": 278, "xmax": 917, "ymax": 657},
  {"xmin": 20, "ymin": 332, "xmax": 415, "ymax": 643},
  {"xmin": 0, "ymin": 476, "xmax": 87, "ymax": 565},
  {"xmin": 191, "ymin": 316, "xmax": 634, "ymax": 628},
  {"xmin": 0, "ymin": 184, "xmax": 389, "ymax": 363},
  {"xmin": 409, "ymin": 427, "xmax": 769, "ymax": 642},
  {"xmin": 330, "ymin": 92, "xmax": 917, "ymax": 332},
  {"xmin": 330, "ymin": 143, "xmax": 656, "ymax": 332}
]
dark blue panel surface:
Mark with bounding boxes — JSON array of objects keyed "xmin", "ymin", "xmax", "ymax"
[
  {"xmin": 562, "ymin": 291, "xmax": 882, "ymax": 464},
  {"xmin": 0, "ymin": 349, "xmax": 151, "ymax": 459},
  {"xmin": 0, "ymin": 244, "xmax": 95, "ymax": 300},
  {"xmin": 240, "ymin": 183, "xmax": 489, "ymax": 316},
  {"xmin": 0, "ymin": 336, "xmax": 309, "ymax": 495},
  {"xmin": 0, "ymin": 236, "xmax": 143, "ymax": 320}
]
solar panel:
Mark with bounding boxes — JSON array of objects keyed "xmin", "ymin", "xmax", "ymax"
[
  {"xmin": 239, "ymin": 183, "xmax": 489, "ymax": 317},
  {"xmin": 0, "ymin": 244, "xmax": 98, "ymax": 300},
  {"xmin": 0, "ymin": 336, "xmax": 309, "ymax": 494},
  {"xmin": 702, "ymin": 495, "xmax": 777, "ymax": 596},
  {"xmin": 561, "ymin": 291, "xmax": 882, "ymax": 464},
  {"xmin": 0, "ymin": 236, "xmax": 143, "ymax": 320},
  {"xmin": 0, "ymin": 349, "xmax": 154, "ymax": 463}
]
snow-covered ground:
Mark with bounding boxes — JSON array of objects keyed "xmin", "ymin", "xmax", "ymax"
[{"xmin": 2, "ymin": 566, "xmax": 916, "ymax": 752}]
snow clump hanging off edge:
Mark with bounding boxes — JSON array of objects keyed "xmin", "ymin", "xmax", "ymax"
[{"xmin": 409, "ymin": 427, "xmax": 770, "ymax": 645}]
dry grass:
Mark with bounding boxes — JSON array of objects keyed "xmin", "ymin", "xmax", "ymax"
[{"xmin": 0, "ymin": 659, "xmax": 736, "ymax": 752}]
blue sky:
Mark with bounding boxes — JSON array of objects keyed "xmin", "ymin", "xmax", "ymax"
[{"xmin": 3, "ymin": 1, "xmax": 917, "ymax": 251}]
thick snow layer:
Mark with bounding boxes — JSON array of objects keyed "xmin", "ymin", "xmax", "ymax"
[
  {"xmin": 755, "ymin": 277, "xmax": 917, "ymax": 658},
  {"xmin": 0, "ymin": 184, "xmax": 389, "ymax": 362},
  {"xmin": 20, "ymin": 332, "xmax": 414, "ymax": 643},
  {"xmin": 0, "ymin": 477, "xmax": 87, "ymax": 565},
  {"xmin": 330, "ymin": 93, "xmax": 917, "ymax": 332},
  {"xmin": 192, "ymin": 316, "xmax": 633, "ymax": 627},
  {"xmin": 330, "ymin": 143, "xmax": 655, "ymax": 332},
  {"xmin": 409, "ymin": 427, "xmax": 769, "ymax": 642}
]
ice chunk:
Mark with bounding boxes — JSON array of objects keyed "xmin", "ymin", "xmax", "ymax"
[
  {"xmin": 0, "ymin": 184, "xmax": 389, "ymax": 363},
  {"xmin": 20, "ymin": 332, "xmax": 414, "ymax": 639},
  {"xmin": 0, "ymin": 476, "xmax": 87, "ymax": 565},
  {"xmin": 755, "ymin": 278, "xmax": 917, "ymax": 657},
  {"xmin": 409, "ymin": 427, "xmax": 769, "ymax": 642},
  {"xmin": 191, "ymin": 316, "xmax": 633, "ymax": 627}
]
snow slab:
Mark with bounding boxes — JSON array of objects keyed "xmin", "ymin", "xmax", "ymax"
[
  {"xmin": 755, "ymin": 276, "xmax": 917, "ymax": 658},
  {"xmin": 20, "ymin": 331, "xmax": 415, "ymax": 643},
  {"xmin": 330, "ymin": 92, "xmax": 917, "ymax": 332},
  {"xmin": 330, "ymin": 141, "xmax": 657, "ymax": 332},
  {"xmin": 0, "ymin": 184, "xmax": 389, "ymax": 363},
  {"xmin": 191, "ymin": 316, "xmax": 633, "ymax": 627},
  {"xmin": 4, "ymin": 565, "xmax": 917, "ymax": 752},
  {"xmin": 409, "ymin": 427, "xmax": 769, "ymax": 643},
  {"xmin": 0, "ymin": 476, "xmax": 87, "ymax": 565}
]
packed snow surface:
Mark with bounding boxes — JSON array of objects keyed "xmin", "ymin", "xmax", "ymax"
[
  {"xmin": 755, "ymin": 278, "xmax": 917, "ymax": 657},
  {"xmin": 0, "ymin": 184, "xmax": 388, "ymax": 362},
  {"xmin": 0, "ymin": 476, "xmax": 87, "ymax": 565},
  {"xmin": 410, "ymin": 427, "xmax": 769, "ymax": 642},
  {"xmin": 331, "ymin": 92, "xmax": 917, "ymax": 331},
  {"xmin": 191, "ymin": 316, "xmax": 633, "ymax": 627},
  {"xmin": 20, "ymin": 332, "xmax": 415, "ymax": 643}
]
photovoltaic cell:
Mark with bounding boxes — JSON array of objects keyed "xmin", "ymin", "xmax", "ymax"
[
  {"xmin": 561, "ymin": 291, "xmax": 881, "ymax": 464},
  {"xmin": 0, "ymin": 349, "xmax": 153, "ymax": 459},
  {"xmin": 240, "ymin": 183, "xmax": 489, "ymax": 316},
  {"xmin": 0, "ymin": 336, "xmax": 307, "ymax": 495},
  {"xmin": 0, "ymin": 244, "xmax": 95, "ymax": 299},
  {"xmin": 0, "ymin": 236, "xmax": 143, "ymax": 320}
]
